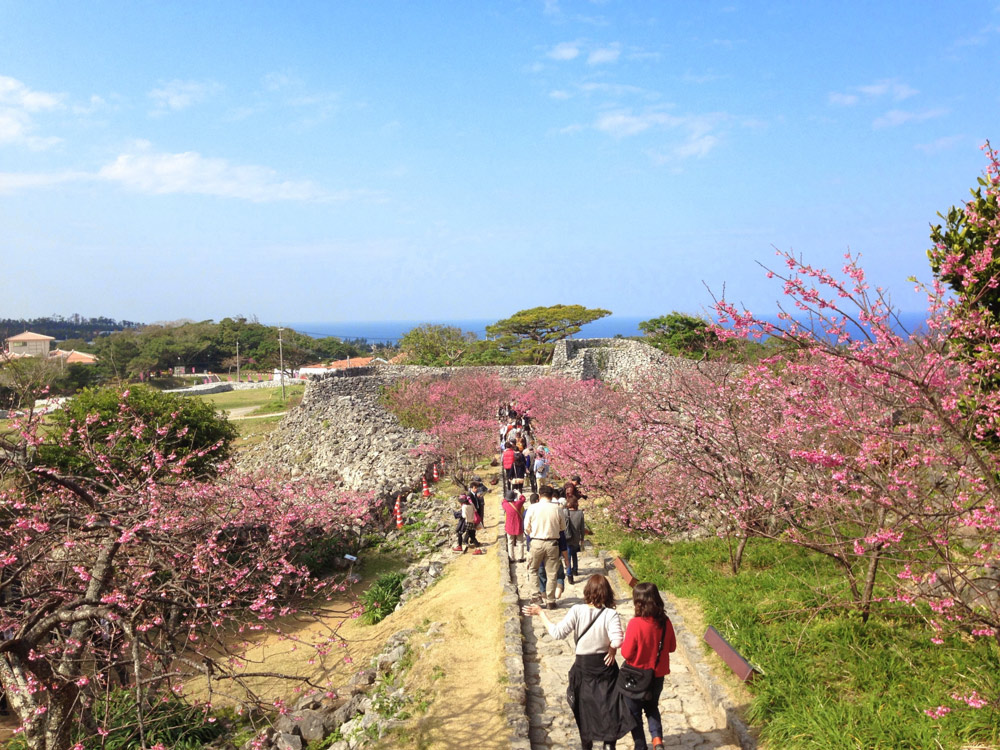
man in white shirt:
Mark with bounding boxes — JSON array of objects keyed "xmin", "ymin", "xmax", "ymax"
[{"xmin": 525, "ymin": 485, "xmax": 565, "ymax": 608}]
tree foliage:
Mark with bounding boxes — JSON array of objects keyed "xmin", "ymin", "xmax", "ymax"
[
  {"xmin": 486, "ymin": 305, "xmax": 612, "ymax": 364},
  {"xmin": 638, "ymin": 312, "xmax": 718, "ymax": 358},
  {"xmin": 927, "ymin": 141, "xmax": 1000, "ymax": 318},
  {"xmin": 398, "ymin": 324, "xmax": 477, "ymax": 366},
  {"xmin": 91, "ymin": 318, "xmax": 368, "ymax": 381},
  {"xmin": 39, "ymin": 385, "xmax": 238, "ymax": 482}
]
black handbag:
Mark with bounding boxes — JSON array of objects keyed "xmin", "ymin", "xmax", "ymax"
[{"xmin": 616, "ymin": 622, "xmax": 666, "ymax": 700}]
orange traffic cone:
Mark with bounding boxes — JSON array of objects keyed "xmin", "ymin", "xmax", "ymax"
[
  {"xmin": 432, "ymin": 463, "xmax": 439, "ymax": 482},
  {"xmin": 394, "ymin": 496, "xmax": 403, "ymax": 529},
  {"xmin": 422, "ymin": 476, "xmax": 430, "ymax": 497}
]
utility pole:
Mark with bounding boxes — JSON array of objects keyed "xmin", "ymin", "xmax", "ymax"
[
  {"xmin": 277, "ymin": 326, "xmax": 285, "ymax": 400},
  {"xmin": 236, "ymin": 340, "xmax": 240, "ymax": 383}
]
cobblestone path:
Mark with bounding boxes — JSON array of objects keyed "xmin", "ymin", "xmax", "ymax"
[{"xmin": 513, "ymin": 540, "xmax": 741, "ymax": 750}]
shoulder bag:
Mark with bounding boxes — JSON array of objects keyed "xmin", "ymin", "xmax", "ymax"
[{"xmin": 616, "ymin": 621, "xmax": 666, "ymax": 700}]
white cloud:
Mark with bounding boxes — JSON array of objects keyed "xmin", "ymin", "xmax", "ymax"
[
  {"xmin": 0, "ymin": 141, "xmax": 365, "ymax": 202},
  {"xmin": 858, "ymin": 80, "xmax": 918, "ymax": 101},
  {"xmin": 0, "ymin": 75, "xmax": 64, "ymax": 149},
  {"xmin": 953, "ymin": 24, "xmax": 1000, "ymax": 47},
  {"xmin": 549, "ymin": 89, "xmax": 572, "ymax": 100},
  {"xmin": 672, "ymin": 133, "xmax": 718, "ymax": 159},
  {"xmin": 591, "ymin": 108, "xmax": 723, "ymax": 161},
  {"xmin": 148, "ymin": 79, "xmax": 221, "ymax": 113},
  {"xmin": 872, "ymin": 108, "xmax": 948, "ymax": 129},
  {"xmin": 97, "ymin": 141, "xmax": 327, "ymax": 201},
  {"xmin": 915, "ymin": 135, "xmax": 966, "ymax": 154},
  {"xmin": 72, "ymin": 94, "xmax": 107, "ymax": 115},
  {"xmin": 828, "ymin": 92, "xmax": 859, "ymax": 107},
  {"xmin": 830, "ymin": 79, "xmax": 918, "ymax": 107},
  {"xmin": 587, "ymin": 44, "xmax": 621, "ymax": 65},
  {"xmin": 595, "ymin": 110, "xmax": 682, "ymax": 137},
  {"xmin": 548, "ymin": 41, "xmax": 582, "ymax": 60},
  {"xmin": 0, "ymin": 75, "xmax": 64, "ymax": 112}
]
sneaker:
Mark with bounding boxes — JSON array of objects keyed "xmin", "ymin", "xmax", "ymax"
[
  {"xmin": 472, "ymin": 548, "xmax": 486, "ymax": 555},
  {"xmin": 452, "ymin": 546, "xmax": 463, "ymax": 552}
]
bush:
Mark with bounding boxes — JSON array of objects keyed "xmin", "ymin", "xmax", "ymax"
[
  {"xmin": 5, "ymin": 690, "xmax": 229, "ymax": 750},
  {"xmin": 360, "ymin": 571, "xmax": 406, "ymax": 624},
  {"xmin": 39, "ymin": 384, "xmax": 237, "ymax": 481}
]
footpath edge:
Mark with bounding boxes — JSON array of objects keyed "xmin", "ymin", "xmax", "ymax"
[{"xmin": 602, "ymin": 552, "xmax": 758, "ymax": 750}]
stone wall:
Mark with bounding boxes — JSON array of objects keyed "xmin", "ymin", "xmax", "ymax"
[
  {"xmin": 552, "ymin": 337, "xmax": 696, "ymax": 383},
  {"xmin": 237, "ymin": 372, "xmax": 430, "ymax": 496}
]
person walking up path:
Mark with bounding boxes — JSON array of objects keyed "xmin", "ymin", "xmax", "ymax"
[{"xmin": 513, "ymin": 537, "xmax": 741, "ymax": 750}]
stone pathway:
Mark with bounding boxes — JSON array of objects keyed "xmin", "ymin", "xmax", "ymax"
[{"xmin": 512, "ymin": 538, "xmax": 742, "ymax": 750}]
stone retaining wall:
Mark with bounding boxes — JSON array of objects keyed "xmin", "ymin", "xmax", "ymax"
[
  {"xmin": 552, "ymin": 337, "xmax": 696, "ymax": 382},
  {"xmin": 497, "ymin": 538, "xmax": 533, "ymax": 750},
  {"xmin": 237, "ymin": 372, "xmax": 430, "ymax": 495}
]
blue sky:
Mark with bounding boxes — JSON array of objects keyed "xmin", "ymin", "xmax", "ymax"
[{"xmin": 1, "ymin": 1, "xmax": 998, "ymax": 325}]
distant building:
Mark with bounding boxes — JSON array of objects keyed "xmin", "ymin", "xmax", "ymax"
[
  {"xmin": 4, "ymin": 331, "xmax": 55, "ymax": 358},
  {"xmin": 296, "ymin": 356, "xmax": 376, "ymax": 377},
  {"xmin": 50, "ymin": 349, "xmax": 99, "ymax": 366},
  {"xmin": 2, "ymin": 332, "xmax": 98, "ymax": 366}
]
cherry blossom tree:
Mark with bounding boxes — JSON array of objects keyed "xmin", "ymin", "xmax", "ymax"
[{"xmin": 0, "ymin": 392, "xmax": 377, "ymax": 750}]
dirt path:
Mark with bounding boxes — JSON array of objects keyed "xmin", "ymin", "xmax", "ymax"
[{"xmin": 386, "ymin": 489, "xmax": 510, "ymax": 750}]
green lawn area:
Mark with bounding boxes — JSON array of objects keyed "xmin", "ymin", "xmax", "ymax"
[
  {"xmin": 590, "ymin": 522, "xmax": 1000, "ymax": 750},
  {"xmin": 230, "ymin": 414, "xmax": 284, "ymax": 448},
  {"xmin": 183, "ymin": 384, "xmax": 305, "ymax": 448},
  {"xmin": 189, "ymin": 384, "xmax": 305, "ymax": 413}
]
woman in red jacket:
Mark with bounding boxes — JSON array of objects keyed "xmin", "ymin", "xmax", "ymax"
[{"xmin": 620, "ymin": 582, "xmax": 676, "ymax": 750}]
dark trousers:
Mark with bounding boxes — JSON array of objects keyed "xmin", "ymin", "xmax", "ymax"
[
  {"xmin": 457, "ymin": 524, "xmax": 478, "ymax": 547},
  {"xmin": 623, "ymin": 676, "xmax": 665, "ymax": 750},
  {"xmin": 568, "ymin": 544, "xmax": 580, "ymax": 576}
]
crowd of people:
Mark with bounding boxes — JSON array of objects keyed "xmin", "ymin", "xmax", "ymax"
[{"xmin": 489, "ymin": 401, "xmax": 678, "ymax": 750}]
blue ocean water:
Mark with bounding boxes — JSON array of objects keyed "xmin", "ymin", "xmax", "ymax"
[
  {"xmin": 286, "ymin": 315, "xmax": 648, "ymax": 344},
  {"xmin": 286, "ymin": 311, "xmax": 928, "ymax": 345}
]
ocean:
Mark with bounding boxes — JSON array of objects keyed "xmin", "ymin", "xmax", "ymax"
[
  {"xmin": 285, "ymin": 315, "xmax": 649, "ymax": 344},
  {"xmin": 285, "ymin": 311, "xmax": 929, "ymax": 345}
]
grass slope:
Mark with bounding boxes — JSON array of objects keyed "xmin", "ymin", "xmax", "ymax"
[{"xmin": 592, "ymin": 523, "xmax": 1000, "ymax": 750}]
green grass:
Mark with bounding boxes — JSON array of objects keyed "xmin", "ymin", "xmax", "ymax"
[
  {"xmin": 231, "ymin": 414, "xmax": 284, "ymax": 447},
  {"xmin": 190, "ymin": 384, "xmax": 305, "ymax": 412},
  {"xmin": 591, "ymin": 522, "xmax": 1000, "ymax": 750},
  {"xmin": 360, "ymin": 571, "xmax": 406, "ymax": 624}
]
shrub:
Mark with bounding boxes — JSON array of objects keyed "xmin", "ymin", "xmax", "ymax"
[{"xmin": 360, "ymin": 572, "xmax": 406, "ymax": 624}]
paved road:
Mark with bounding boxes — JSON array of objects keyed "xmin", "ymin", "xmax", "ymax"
[{"xmin": 514, "ymin": 536, "xmax": 741, "ymax": 750}]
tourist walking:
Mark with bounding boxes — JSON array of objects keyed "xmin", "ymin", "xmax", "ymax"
[
  {"xmin": 522, "ymin": 574, "xmax": 635, "ymax": 749},
  {"xmin": 502, "ymin": 489, "xmax": 526, "ymax": 562},
  {"xmin": 533, "ymin": 445, "xmax": 550, "ymax": 486},
  {"xmin": 502, "ymin": 441, "xmax": 517, "ymax": 492},
  {"xmin": 453, "ymin": 495, "xmax": 484, "ymax": 554},
  {"xmin": 565, "ymin": 495, "xmax": 586, "ymax": 584},
  {"xmin": 524, "ymin": 485, "xmax": 565, "ymax": 608},
  {"xmin": 619, "ymin": 582, "xmax": 676, "ymax": 750}
]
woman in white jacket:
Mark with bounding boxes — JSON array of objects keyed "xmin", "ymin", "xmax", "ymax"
[{"xmin": 523, "ymin": 574, "xmax": 635, "ymax": 749}]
